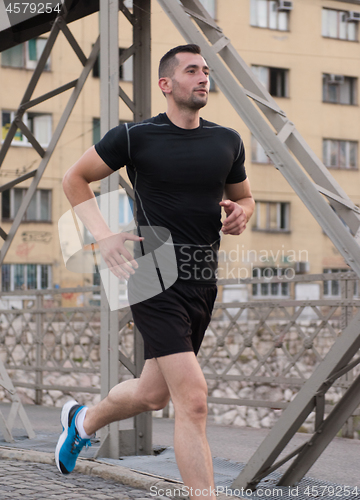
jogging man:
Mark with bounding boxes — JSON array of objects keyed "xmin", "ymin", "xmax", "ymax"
[{"xmin": 56, "ymin": 44, "xmax": 254, "ymax": 499}]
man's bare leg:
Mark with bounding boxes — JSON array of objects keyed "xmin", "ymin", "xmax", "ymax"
[
  {"xmin": 156, "ymin": 352, "xmax": 216, "ymax": 500},
  {"xmin": 83, "ymin": 358, "xmax": 170, "ymax": 435}
]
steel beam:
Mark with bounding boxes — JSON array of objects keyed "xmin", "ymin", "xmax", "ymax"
[
  {"xmin": 278, "ymin": 371, "xmax": 360, "ymax": 486},
  {"xmin": 132, "ymin": 0, "xmax": 152, "ymax": 456},
  {"xmin": 96, "ymin": 0, "xmax": 121, "ymax": 461},
  {"xmin": 96, "ymin": 0, "xmax": 152, "ymax": 459},
  {"xmin": 0, "ymin": 0, "xmax": 100, "ymax": 52},
  {"xmin": 232, "ymin": 309, "xmax": 360, "ymax": 489}
]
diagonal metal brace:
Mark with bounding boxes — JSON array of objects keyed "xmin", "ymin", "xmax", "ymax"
[{"xmin": 232, "ymin": 309, "xmax": 360, "ymax": 489}]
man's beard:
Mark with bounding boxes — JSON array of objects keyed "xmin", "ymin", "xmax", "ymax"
[{"xmin": 172, "ymin": 80, "xmax": 208, "ymax": 110}]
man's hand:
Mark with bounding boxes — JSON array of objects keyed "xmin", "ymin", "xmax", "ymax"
[
  {"xmin": 97, "ymin": 232, "xmax": 144, "ymax": 280},
  {"xmin": 219, "ymin": 200, "xmax": 247, "ymax": 235}
]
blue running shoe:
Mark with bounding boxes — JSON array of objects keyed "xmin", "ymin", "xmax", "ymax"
[{"xmin": 55, "ymin": 400, "xmax": 91, "ymax": 474}]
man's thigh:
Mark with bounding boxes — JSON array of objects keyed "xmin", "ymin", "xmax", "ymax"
[
  {"xmin": 136, "ymin": 358, "xmax": 170, "ymax": 402},
  {"xmin": 155, "ymin": 352, "xmax": 207, "ymax": 406}
]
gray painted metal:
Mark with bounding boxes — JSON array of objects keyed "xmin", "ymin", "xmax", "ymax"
[
  {"xmin": 0, "ymin": 359, "xmax": 35, "ymax": 442},
  {"xmin": 233, "ymin": 310, "xmax": 360, "ymax": 489},
  {"xmin": 156, "ymin": 0, "xmax": 360, "ymax": 487},
  {"xmin": 132, "ymin": 0, "xmax": 153, "ymax": 457},
  {"xmin": 0, "ymin": 0, "xmax": 99, "ymax": 52},
  {"xmin": 278, "ymin": 371, "xmax": 360, "ymax": 486},
  {"xmin": 96, "ymin": 0, "xmax": 121, "ymax": 462}
]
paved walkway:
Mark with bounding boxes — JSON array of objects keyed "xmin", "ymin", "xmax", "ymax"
[{"xmin": 0, "ymin": 459, "xmax": 162, "ymax": 500}]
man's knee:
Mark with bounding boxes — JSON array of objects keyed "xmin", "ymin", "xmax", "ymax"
[
  {"xmin": 138, "ymin": 388, "xmax": 170, "ymax": 412},
  {"xmin": 147, "ymin": 393, "xmax": 171, "ymax": 411},
  {"xmin": 176, "ymin": 389, "xmax": 208, "ymax": 422}
]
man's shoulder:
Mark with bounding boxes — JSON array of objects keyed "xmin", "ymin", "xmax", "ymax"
[
  {"xmin": 201, "ymin": 119, "xmax": 242, "ymax": 141},
  {"xmin": 127, "ymin": 113, "xmax": 169, "ymax": 132}
]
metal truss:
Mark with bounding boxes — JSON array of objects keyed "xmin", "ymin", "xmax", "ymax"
[
  {"xmin": 0, "ymin": 358, "xmax": 35, "ymax": 442},
  {"xmin": 2, "ymin": 0, "xmax": 360, "ymax": 473},
  {"xmin": 0, "ymin": 0, "xmax": 152, "ymax": 456},
  {"xmin": 157, "ymin": 0, "xmax": 360, "ymax": 488}
]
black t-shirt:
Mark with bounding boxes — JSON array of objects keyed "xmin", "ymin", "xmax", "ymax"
[{"xmin": 94, "ymin": 113, "xmax": 247, "ymax": 284}]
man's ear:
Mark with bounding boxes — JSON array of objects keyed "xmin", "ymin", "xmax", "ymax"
[{"xmin": 158, "ymin": 77, "xmax": 172, "ymax": 95}]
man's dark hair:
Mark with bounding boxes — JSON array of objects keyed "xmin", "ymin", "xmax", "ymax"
[{"xmin": 158, "ymin": 44, "xmax": 201, "ymax": 79}]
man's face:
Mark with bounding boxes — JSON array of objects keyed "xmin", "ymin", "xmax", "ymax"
[{"xmin": 169, "ymin": 52, "xmax": 210, "ymax": 110}]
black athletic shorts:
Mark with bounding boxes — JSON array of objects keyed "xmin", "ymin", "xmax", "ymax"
[{"xmin": 130, "ymin": 281, "xmax": 218, "ymax": 360}]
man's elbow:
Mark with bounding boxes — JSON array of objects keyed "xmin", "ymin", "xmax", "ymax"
[
  {"xmin": 62, "ymin": 167, "xmax": 85, "ymax": 196},
  {"xmin": 62, "ymin": 169, "xmax": 73, "ymax": 195}
]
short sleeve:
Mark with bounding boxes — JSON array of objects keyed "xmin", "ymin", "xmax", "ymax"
[
  {"xmin": 225, "ymin": 138, "xmax": 247, "ymax": 184},
  {"xmin": 94, "ymin": 123, "xmax": 130, "ymax": 171}
]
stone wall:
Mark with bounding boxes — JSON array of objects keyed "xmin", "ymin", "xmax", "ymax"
[{"xmin": 0, "ymin": 315, "xmax": 359, "ymax": 437}]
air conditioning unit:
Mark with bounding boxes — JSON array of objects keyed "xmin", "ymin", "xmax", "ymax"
[
  {"xmin": 347, "ymin": 11, "xmax": 360, "ymax": 22},
  {"xmin": 277, "ymin": 1, "xmax": 293, "ymax": 11},
  {"xmin": 328, "ymin": 74, "xmax": 345, "ymax": 84},
  {"xmin": 295, "ymin": 262, "xmax": 310, "ymax": 274}
]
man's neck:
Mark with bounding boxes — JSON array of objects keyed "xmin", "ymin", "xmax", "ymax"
[{"xmin": 166, "ymin": 108, "xmax": 200, "ymax": 130}]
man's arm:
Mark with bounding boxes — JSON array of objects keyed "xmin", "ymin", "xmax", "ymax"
[
  {"xmin": 62, "ymin": 146, "xmax": 115, "ymax": 241},
  {"xmin": 220, "ymin": 178, "xmax": 255, "ymax": 235},
  {"xmin": 62, "ymin": 146, "xmax": 142, "ymax": 278}
]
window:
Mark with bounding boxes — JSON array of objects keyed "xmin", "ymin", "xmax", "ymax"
[
  {"xmin": 323, "ymin": 140, "xmax": 358, "ymax": 170},
  {"xmin": 322, "ymin": 9, "xmax": 358, "ymax": 41},
  {"xmin": 253, "ymin": 201, "xmax": 290, "ymax": 231},
  {"xmin": 250, "ymin": 0, "xmax": 289, "ymax": 31},
  {"xmin": 1, "ymin": 264, "xmax": 51, "ymax": 291},
  {"xmin": 2, "ymin": 111, "xmax": 52, "ymax": 147},
  {"xmin": 252, "ymin": 267, "xmax": 290, "ymax": 298},
  {"xmin": 1, "ymin": 38, "xmax": 50, "ymax": 70},
  {"xmin": 93, "ymin": 48, "xmax": 133, "ymax": 81},
  {"xmin": 1, "ymin": 188, "xmax": 51, "ymax": 222},
  {"xmin": 251, "ymin": 65, "xmax": 288, "ymax": 97},
  {"xmin": 323, "ymin": 74, "xmax": 357, "ymax": 105},
  {"xmin": 251, "ymin": 135, "xmax": 273, "ymax": 164},
  {"xmin": 323, "ymin": 269, "xmax": 358, "ymax": 297}
]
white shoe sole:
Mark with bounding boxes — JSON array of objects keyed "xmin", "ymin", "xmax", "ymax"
[{"xmin": 55, "ymin": 399, "xmax": 78, "ymax": 474}]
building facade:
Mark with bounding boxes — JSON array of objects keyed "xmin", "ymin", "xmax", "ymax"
[{"xmin": 1, "ymin": 0, "xmax": 359, "ymax": 303}]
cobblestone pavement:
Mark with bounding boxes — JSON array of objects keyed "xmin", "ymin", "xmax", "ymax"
[{"xmin": 0, "ymin": 459, "xmax": 164, "ymax": 500}]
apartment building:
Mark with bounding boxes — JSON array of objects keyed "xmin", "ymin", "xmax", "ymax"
[{"xmin": 0, "ymin": 0, "xmax": 359, "ymax": 303}]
